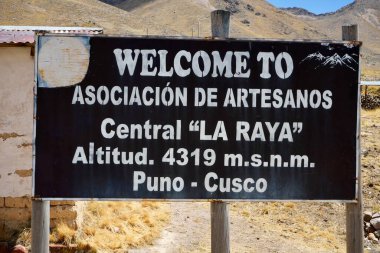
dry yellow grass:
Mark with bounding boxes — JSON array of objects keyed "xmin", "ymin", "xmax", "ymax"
[
  {"xmin": 50, "ymin": 223, "xmax": 76, "ymax": 246},
  {"xmin": 231, "ymin": 202, "xmax": 346, "ymax": 252},
  {"xmin": 74, "ymin": 201, "xmax": 170, "ymax": 252},
  {"xmin": 15, "ymin": 228, "xmax": 32, "ymax": 248},
  {"xmin": 15, "ymin": 201, "xmax": 170, "ymax": 252},
  {"xmin": 362, "ymin": 69, "xmax": 380, "ymax": 81},
  {"xmin": 363, "ymin": 86, "xmax": 380, "ymax": 96},
  {"xmin": 361, "ymin": 107, "xmax": 380, "ymax": 211}
]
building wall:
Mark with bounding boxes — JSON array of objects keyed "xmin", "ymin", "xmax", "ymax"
[
  {"xmin": 0, "ymin": 46, "xmax": 34, "ymax": 197},
  {"xmin": 0, "ymin": 46, "xmax": 77, "ymax": 241}
]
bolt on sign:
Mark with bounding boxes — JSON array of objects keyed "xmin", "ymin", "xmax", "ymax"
[{"xmin": 33, "ymin": 35, "xmax": 361, "ymax": 200}]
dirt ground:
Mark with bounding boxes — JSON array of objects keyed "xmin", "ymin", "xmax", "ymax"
[
  {"xmin": 126, "ymin": 201, "xmax": 347, "ymax": 253},
  {"xmin": 362, "ymin": 108, "xmax": 380, "ymax": 211},
  {"xmin": 126, "ymin": 107, "xmax": 380, "ymax": 253}
]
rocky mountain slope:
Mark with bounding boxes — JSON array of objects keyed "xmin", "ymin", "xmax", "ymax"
[
  {"xmin": 0, "ymin": 0, "xmax": 177, "ymax": 36},
  {"xmin": 1, "ymin": 0, "xmax": 378, "ymax": 50},
  {"xmin": 100, "ymin": 0, "xmax": 326, "ymax": 39},
  {"xmin": 281, "ymin": 0, "xmax": 380, "ymax": 78},
  {"xmin": 280, "ymin": 7, "xmax": 318, "ymax": 17},
  {"xmin": 99, "ymin": 0, "xmax": 379, "ymax": 78},
  {"xmin": 103, "ymin": 0, "xmax": 380, "ymax": 75}
]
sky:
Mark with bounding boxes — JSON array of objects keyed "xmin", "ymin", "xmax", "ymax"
[{"xmin": 266, "ymin": 0, "xmax": 355, "ymax": 15}]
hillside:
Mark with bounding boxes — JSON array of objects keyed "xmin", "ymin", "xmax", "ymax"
[
  {"xmin": 1, "ymin": 0, "xmax": 378, "ymax": 79},
  {"xmin": 281, "ymin": 0, "xmax": 380, "ymax": 79},
  {"xmin": 280, "ymin": 7, "xmax": 318, "ymax": 17},
  {"xmin": 99, "ymin": 0, "xmax": 379, "ymax": 78},
  {"xmin": 99, "ymin": 0, "xmax": 327, "ymax": 39},
  {"xmin": 0, "ymin": 0, "xmax": 177, "ymax": 35}
]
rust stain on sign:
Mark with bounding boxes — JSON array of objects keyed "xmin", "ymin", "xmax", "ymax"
[{"xmin": 14, "ymin": 169, "xmax": 33, "ymax": 177}]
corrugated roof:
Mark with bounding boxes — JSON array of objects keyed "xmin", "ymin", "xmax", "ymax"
[
  {"xmin": 0, "ymin": 26, "xmax": 103, "ymax": 44},
  {"xmin": 0, "ymin": 30, "xmax": 34, "ymax": 44}
]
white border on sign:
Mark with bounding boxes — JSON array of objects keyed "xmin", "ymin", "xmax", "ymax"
[{"xmin": 32, "ymin": 34, "xmax": 361, "ymax": 203}]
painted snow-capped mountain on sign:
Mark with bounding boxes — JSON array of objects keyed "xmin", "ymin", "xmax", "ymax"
[{"xmin": 300, "ymin": 51, "xmax": 358, "ymax": 71}]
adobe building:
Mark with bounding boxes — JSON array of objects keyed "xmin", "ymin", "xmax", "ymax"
[{"xmin": 0, "ymin": 26, "xmax": 102, "ymax": 242}]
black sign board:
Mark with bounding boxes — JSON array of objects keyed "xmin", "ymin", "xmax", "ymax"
[{"xmin": 34, "ymin": 35, "xmax": 360, "ymax": 200}]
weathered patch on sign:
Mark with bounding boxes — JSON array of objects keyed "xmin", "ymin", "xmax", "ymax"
[
  {"xmin": 38, "ymin": 37, "xmax": 90, "ymax": 88},
  {"xmin": 34, "ymin": 35, "xmax": 360, "ymax": 201}
]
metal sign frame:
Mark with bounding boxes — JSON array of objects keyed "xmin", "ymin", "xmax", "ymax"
[{"xmin": 33, "ymin": 34, "xmax": 361, "ymax": 202}]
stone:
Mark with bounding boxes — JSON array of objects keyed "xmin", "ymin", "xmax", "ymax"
[
  {"xmin": 4, "ymin": 197, "xmax": 31, "ymax": 208},
  {"xmin": 110, "ymin": 226, "xmax": 120, "ymax": 233},
  {"xmin": 246, "ymin": 4, "xmax": 254, "ymax": 12},
  {"xmin": 50, "ymin": 206, "xmax": 77, "ymax": 219},
  {"xmin": 371, "ymin": 217, "xmax": 380, "ymax": 230},
  {"xmin": 0, "ymin": 208, "xmax": 31, "ymax": 221},
  {"xmin": 368, "ymin": 233, "xmax": 378, "ymax": 243},
  {"xmin": 366, "ymin": 225, "xmax": 375, "ymax": 234},
  {"xmin": 50, "ymin": 201, "xmax": 75, "ymax": 206},
  {"xmin": 241, "ymin": 19, "xmax": 250, "ymax": 25},
  {"xmin": 365, "ymin": 221, "xmax": 371, "ymax": 230},
  {"xmin": 364, "ymin": 211, "xmax": 373, "ymax": 222},
  {"xmin": 11, "ymin": 245, "xmax": 28, "ymax": 253}
]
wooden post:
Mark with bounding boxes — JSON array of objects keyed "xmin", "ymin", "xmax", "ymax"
[
  {"xmin": 211, "ymin": 201, "xmax": 230, "ymax": 253},
  {"xmin": 343, "ymin": 24, "xmax": 364, "ymax": 253},
  {"xmin": 342, "ymin": 25, "xmax": 358, "ymax": 41},
  {"xmin": 198, "ymin": 19, "xmax": 201, "ymax": 37},
  {"xmin": 31, "ymin": 199, "xmax": 50, "ymax": 253},
  {"xmin": 211, "ymin": 10, "xmax": 230, "ymax": 38},
  {"xmin": 210, "ymin": 9, "xmax": 230, "ymax": 253}
]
